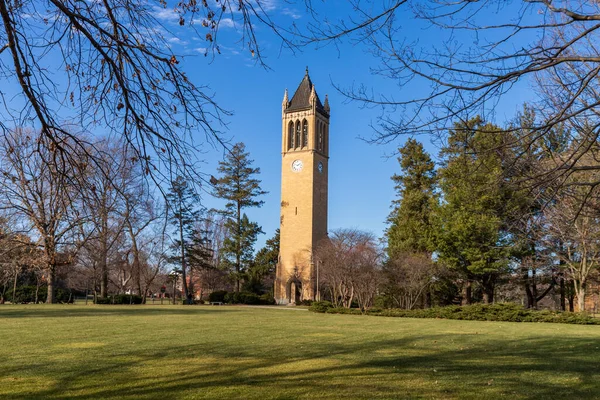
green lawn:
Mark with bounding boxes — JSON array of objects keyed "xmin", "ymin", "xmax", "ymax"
[{"xmin": 1, "ymin": 305, "xmax": 599, "ymax": 399}]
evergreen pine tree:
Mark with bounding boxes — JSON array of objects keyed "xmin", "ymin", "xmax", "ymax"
[
  {"xmin": 435, "ymin": 116, "xmax": 515, "ymax": 304},
  {"xmin": 246, "ymin": 229, "xmax": 280, "ymax": 294},
  {"xmin": 166, "ymin": 176, "xmax": 200, "ymax": 304},
  {"xmin": 212, "ymin": 143, "xmax": 267, "ymax": 292},
  {"xmin": 386, "ymin": 138, "xmax": 437, "ymax": 258}
]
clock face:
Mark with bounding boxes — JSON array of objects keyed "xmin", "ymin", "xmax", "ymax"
[
  {"xmin": 291, "ymin": 159, "xmax": 303, "ymax": 172},
  {"xmin": 318, "ymin": 162, "xmax": 323, "ymax": 173}
]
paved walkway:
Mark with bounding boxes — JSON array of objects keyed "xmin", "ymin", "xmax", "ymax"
[{"xmin": 236, "ymin": 305, "xmax": 309, "ymax": 311}]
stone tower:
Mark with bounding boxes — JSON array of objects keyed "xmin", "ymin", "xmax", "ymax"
[{"xmin": 275, "ymin": 68, "xmax": 330, "ymax": 304}]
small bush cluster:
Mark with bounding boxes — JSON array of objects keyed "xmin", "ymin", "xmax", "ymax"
[
  {"xmin": 94, "ymin": 294, "xmax": 143, "ymax": 305},
  {"xmin": 259, "ymin": 294, "xmax": 276, "ymax": 305},
  {"xmin": 180, "ymin": 299, "xmax": 205, "ymax": 305},
  {"xmin": 310, "ymin": 302, "xmax": 600, "ymax": 325},
  {"xmin": 6, "ymin": 286, "xmax": 73, "ymax": 303},
  {"xmin": 225, "ymin": 292, "xmax": 258, "ymax": 305},
  {"xmin": 208, "ymin": 290, "xmax": 228, "ymax": 303},
  {"xmin": 309, "ymin": 301, "xmax": 334, "ymax": 313},
  {"xmin": 207, "ymin": 291, "xmax": 275, "ymax": 305}
]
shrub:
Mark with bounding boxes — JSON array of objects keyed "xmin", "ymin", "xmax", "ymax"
[
  {"xmin": 208, "ymin": 290, "xmax": 228, "ymax": 303},
  {"xmin": 55, "ymin": 288, "xmax": 75, "ymax": 303},
  {"xmin": 241, "ymin": 292, "xmax": 260, "ymax": 305},
  {"xmin": 224, "ymin": 292, "xmax": 239, "ymax": 304},
  {"xmin": 94, "ymin": 297, "xmax": 111, "ymax": 304},
  {"xmin": 309, "ymin": 301, "xmax": 334, "ymax": 313},
  {"xmin": 298, "ymin": 299, "xmax": 313, "ymax": 306},
  {"xmin": 111, "ymin": 294, "xmax": 144, "ymax": 304},
  {"xmin": 180, "ymin": 299, "xmax": 203, "ymax": 305},
  {"xmin": 7, "ymin": 285, "xmax": 74, "ymax": 303},
  {"xmin": 311, "ymin": 302, "xmax": 600, "ymax": 325},
  {"xmin": 259, "ymin": 293, "xmax": 276, "ymax": 305},
  {"xmin": 224, "ymin": 291, "xmax": 261, "ymax": 305},
  {"xmin": 326, "ymin": 307, "xmax": 362, "ymax": 315},
  {"xmin": 94, "ymin": 295, "xmax": 143, "ymax": 304}
]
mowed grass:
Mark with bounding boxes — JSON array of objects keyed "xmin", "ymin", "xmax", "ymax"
[{"xmin": 1, "ymin": 306, "xmax": 600, "ymax": 399}]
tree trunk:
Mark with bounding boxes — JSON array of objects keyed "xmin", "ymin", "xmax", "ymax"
[
  {"xmin": 12, "ymin": 266, "xmax": 19, "ymax": 303},
  {"xmin": 560, "ymin": 275, "xmax": 566, "ymax": 311},
  {"xmin": 172, "ymin": 278, "xmax": 177, "ymax": 305},
  {"xmin": 575, "ymin": 279, "xmax": 586, "ymax": 312},
  {"xmin": 531, "ymin": 269, "xmax": 538, "ymax": 308},
  {"xmin": 483, "ymin": 286, "xmax": 494, "ymax": 304},
  {"xmin": 568, "ymin": 280, "xmax": 575, "ymax": 312},
  {"xmin": 46, "ymin": 265, "xmax": 56, "ymax": 304},
  {"xmin": 100, "ymin": 212, "xmax": 109, "ymax": 298},
  {"xmin": 100, "ymin": 259, "xmax": 108, "ymax": 298},
  {"xmin": 480, "ymin": 273, "xmax": 496, "ymax": 304},
  {"xmin": 35, "ymin": 274, "xmax": 41, "ymax": 304},
  {"xmin": 523, "ymin": 266, "xmax": 534, "ymax": 308},
  {"xmin": 0, "ymin": 281, "xmax": 6, "ymax": 304},
  {"xmin": 461, "ymin": 281, "xmax": 472, "ymax": 305},
  {"xmin": 558, "ymin": 245, "xmax": 566, "ymax": 311},
  {"xmin": 236, "ymin": 201, "xmax": 241, "ymax": 294},
  {"xmin": 178, "ymin": 200, "xmax": 190, "ymax": 304}
]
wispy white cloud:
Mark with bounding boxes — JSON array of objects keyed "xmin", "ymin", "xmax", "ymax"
[
  {"xmin": 152, "ymin": 6, "xmax": 179, "ymax": 23},
  {"xmin": 219, "ymin": 18, "xmax": 235, "ymax": 28},
  {"xmin": 229, "ymin": 0, "xmax": 277, "ymax": 13},
  {"xmin": 255, "ymin": 0, "xmax": 277, "ymax": 12},
  {"xmin": 220, "ymin": 45, "xmax": 241, "ymax": 56},
  {"xmin": 168, "ymin": 37, "xmax": 188, "ymax": 45},
  {"xmin": 281, "ymin": 8, "xmax": 301, "ymax": 20},
  {"xmin": 192, "ymin": 17, "xmax": 236, "ymax": 29}
]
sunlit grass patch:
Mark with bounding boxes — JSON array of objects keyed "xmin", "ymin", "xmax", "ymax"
[{"xmin": 1, "ymin": 305, "xmax": 600, "ymax": 399}]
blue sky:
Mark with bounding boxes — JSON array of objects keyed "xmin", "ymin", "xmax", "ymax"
[
  {"xmin": 188, "ymin": 50, "xmax": 402, "ymax": 247},
  {"xmin": 1, "ymin": 0, "xmax": 541, "ymax": 249},
  {"xmin": 151, "ymin": 1, "xmax": 540, "ymax": 248}
]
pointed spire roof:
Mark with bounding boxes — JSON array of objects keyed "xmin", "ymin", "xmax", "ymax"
[{"xmin": 287, "ymin": 67, "xmax": 327, "ymax": 115}]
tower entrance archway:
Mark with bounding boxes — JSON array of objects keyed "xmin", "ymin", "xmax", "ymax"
[{"xmin": 286, "ymin": 278, "xmax": 302, "ymax": 304}]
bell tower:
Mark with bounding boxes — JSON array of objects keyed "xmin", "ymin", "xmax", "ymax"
[{"xmin": 275, "ymin": 68, "xmax": 330, "ymax": 304}]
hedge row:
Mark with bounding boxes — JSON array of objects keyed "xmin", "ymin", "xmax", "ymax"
[
  {"xmin": 3, "ymin": 286, "xmax": 73, "ymax": 303},
  {"xmin": 208, "ymin": 290, "xmax": 275, "ymax": 305},
  {"xmin": 95, "ymin": 294, "xmax": 144, "ymax": 304},
  {"xmin": 309, "ymin": 302, "xmax": 600, "ymax": 325}
]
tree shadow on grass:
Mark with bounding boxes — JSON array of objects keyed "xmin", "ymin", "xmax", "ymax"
[
  {"xmin": 0, "ymin": 305, "xmax": 239, "ymax": 319},
  {"xmin": 6, "ymin": 331, "xmax": 600, "ymax": 399}
]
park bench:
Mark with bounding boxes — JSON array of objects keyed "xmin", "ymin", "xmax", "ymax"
[{"xmin": 210, "ymin": 301, "xmax": 224, "ymax": 305}]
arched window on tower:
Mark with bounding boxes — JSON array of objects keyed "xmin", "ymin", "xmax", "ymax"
[
  {"xmin": 295, "ymin": 120, "xmax": 301, "ymax": 149},
  {"xmin": 302, "ymin": 119, "xmax": 308, "ymax": 148},
  {"xmin": 288, "ymin": 121, "xmax": 294, "ymax": 150},
  {"xmin": 323, "ymin": 124, "xmax": 328, "ymax": 153},
  {"xmin": 318, "ymin": 122, "xmax": 323, "ymax": 151}
]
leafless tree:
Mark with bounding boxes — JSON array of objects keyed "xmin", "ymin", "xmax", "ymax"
[
  {"xmin": 120, "ymin": 161, "xmax": 162, "ymax": 299},
  {"xmin": 191, "ymin": 213, "xmax": 231, "ymax": 297},
  {"xmin": 0, "ymin": 129, "xmax": 89, "ymax": 303},
  {"xmin": 6, "ymin": 0, "xmax": 600, "ymax": 191},
  {"xmin": 0, "ymin": 218, "xmax": 22, "ymax": 303},
  {"xmin": 543, "ymin": 178, "xmax": 600, "ymax": 312},
  {"xmin": 383, "ymin": 252, "xmax": 438, "ymax": 310},
  {"xmin": 352, "ymin": 251, "xmax": 382, "ymax": 313},
  {"xmin": 136, "ymin": 234, "xmax": 169, "ymax": 300},
  {"xmin": 283, "ymin": 1, "xmax": 600, "ymax": 194},
  {"xmin": 82, "ymin": 140, "xmax": 130, "ymax": 298},
  {"xmin": 0, "ymin": 0, "xmax": 251, "ymax": 187},
  {"xmin": 316, "ymin": 229, "xmax": 381, "ymax": 310}
]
